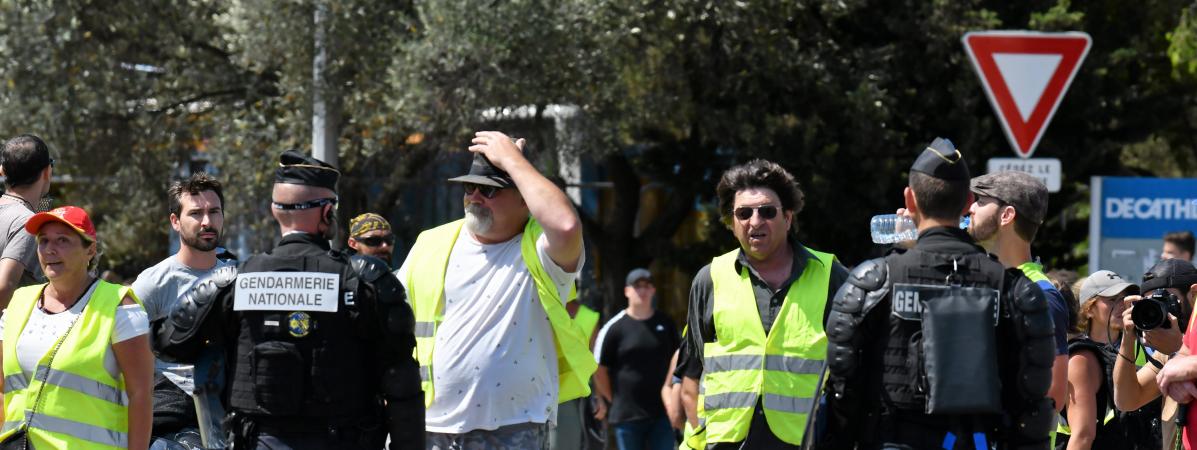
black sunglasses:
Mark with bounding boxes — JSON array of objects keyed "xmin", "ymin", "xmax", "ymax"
[
  {"xmin": 733, "ymin": 205, "xmax": 779, "ymax": 221},
  {"xmin": 463, "ymin": 183, "xmax": 502, "ymax": 199},
  {"xmin": 272, "ymin": 197, "xmax": 338, "ymax": 210},
  {"xmin": 354, "ymin": 235, "xmax": 394, "ymax": 248},
  {"xmin": 48, "ymin": 158, "xmax": 55, "ymax": 168}
]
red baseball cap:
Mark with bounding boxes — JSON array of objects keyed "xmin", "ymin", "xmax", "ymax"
[{"xmin": 25, "ymin": 206, "xmax": 96, "ymax": 242}]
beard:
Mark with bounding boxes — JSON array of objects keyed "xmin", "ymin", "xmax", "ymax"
[
  {"xmin": 968, "ymin": 214, "xmax": 999, "ymax": 244},
  {"xmin": 464, "ymin": 203, "xmax": 494, "ymax": 235},
  {"xmin": 182, "ymin": 226, "xmax": 222, "ymax": 252}
]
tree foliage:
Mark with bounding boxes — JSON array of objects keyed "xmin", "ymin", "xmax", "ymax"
[{"xmin": 0, "ymin": 0, "xmax": 1195, "ymax": 318}]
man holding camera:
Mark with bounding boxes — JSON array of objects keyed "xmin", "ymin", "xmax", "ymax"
[
  {"xmin": 1144, "ymin": 258, "xmax": 1197, "ymax": 450},
  {"xmin": 1112, "ymin": 258, "xmax": 1197, "ymax": 448}
]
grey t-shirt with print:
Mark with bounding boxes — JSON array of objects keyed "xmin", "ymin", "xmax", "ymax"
[
  {"xmin": 132, "ymin": 255, "xmax": 232, "ymax": 392},
  {"xmin": 0, "ymin": 203, "xmax": 42, "ymax": 286}
]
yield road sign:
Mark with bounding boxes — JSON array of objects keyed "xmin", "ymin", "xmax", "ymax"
[{"xmin": 963, "ymin": 31, "xmax": 1091, "ymax": 159}]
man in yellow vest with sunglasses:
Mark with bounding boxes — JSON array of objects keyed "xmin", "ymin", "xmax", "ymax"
[
  {"xmin": 675, "ymin": 159, "xmax": 848, "ymax": 449},
  {"xmin": 397, "ymin": 131, "xmax": 592, "ymax": 450}
]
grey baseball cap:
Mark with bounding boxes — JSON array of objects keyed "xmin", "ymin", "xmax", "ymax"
[
  {"xmin": 1079, "ymin": 270, "xmax": 1138, "ymax": 301},
  {"xmin": 971, "ymin": 171, "xmax": 1049, "ymax": 225},
  {"xmin": 626, "ymin": 268, "xmax": 652, "ymax": 286}
]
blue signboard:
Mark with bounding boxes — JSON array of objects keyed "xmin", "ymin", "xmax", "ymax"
[
  {"xmin": 1091, "ymin": 176, "xmax": 1197, "ymax": 282},
  {"xmin": 1098, "ymin": 177, "xmax": 1197, "ymax": 238}
]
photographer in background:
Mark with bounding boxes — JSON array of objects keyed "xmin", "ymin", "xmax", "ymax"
[{"xmin": 1112, "ymin": 259, "xmax": 1197, "ymax": 449}]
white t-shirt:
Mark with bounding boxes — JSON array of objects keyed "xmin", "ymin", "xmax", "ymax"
[
  {"xmin": 0, "ymin": 282, "xmax": 149, "ymax": 379},
  {"xmin": 397, "ymin": 230, "xmax": 582, "ymax": 433}
]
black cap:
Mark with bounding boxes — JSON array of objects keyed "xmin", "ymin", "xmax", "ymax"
[
  {"xmin": 447, "ymin": 153, "xmax": 514, "ymax": 188},
  {"xmin": 625, "ymin": 268, "xmax": 652, "ymax": 286},
  {"xmin": 274, "ymin": 150, "xmax": 340, "ymax": 191},
  {"xmin": 1141, "ymin": 258, "xmax": 1197, "ymax": 293},
  {"xmin": 910, "ymin": 137, "xmax": 970, "ymax": 181}
]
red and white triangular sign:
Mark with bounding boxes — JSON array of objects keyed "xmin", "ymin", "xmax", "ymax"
[{"xmin": 963, "ymin": 31, "xmax": 1091, "ymax": 159}]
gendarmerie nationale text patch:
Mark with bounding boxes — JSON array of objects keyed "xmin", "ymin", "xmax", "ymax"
[{"xmin": 234, "ymin": 272, "xmax": 340, "ymax": 313}]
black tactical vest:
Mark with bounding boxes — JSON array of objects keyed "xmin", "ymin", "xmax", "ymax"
[
  {"xmin": 228, "ymin": 251, "xmax": 378, "ymax": 422},
  {"xmin": 881, "ymin": 248, "xmax": 1005, "ymax": 411},
  {"xmin": 1057, "ymin": 337, "xmax": 1161, "ymax": 450}
]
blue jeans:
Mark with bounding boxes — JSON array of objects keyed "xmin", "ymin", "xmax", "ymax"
[{"xmin": 613, "ymin": 417, "xmax": 674, "ymax": 450}]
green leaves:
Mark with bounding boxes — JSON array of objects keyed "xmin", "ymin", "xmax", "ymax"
[{"xmin": 1, "ymin": 0, "xmax": 1197, "ymax": 282}]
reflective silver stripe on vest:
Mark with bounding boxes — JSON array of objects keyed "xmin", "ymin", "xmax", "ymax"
[
  {"xmin": 37, "ymin": 367, "xmax": 127, "ymax": 405},
  {"xmin": 703, "ymin": 391, "xmax": 757, "ymax": 411},
  {"xmin": 102, "ymin": 349, "xmax": 120, "ymax": 381},
  {"xmin": 419, "ymin": 366, "xmax": 430, "ymax": 383},
  {"xmin": 414, "ymin": 321, "xmax": 435, "ymax": 338},
  {"xmin": 28, "ymin": 413, "xmax": 128, "ymax": 448},
  {"xmin": 4, "ymin": 374, "xmax": 28, "ymax": 393},
  {"xmin": 762, "ymin": 393, "xmax": 814, "ymax": 414},
  {"xmin": 1, "ymin": 420, "xmax": 20, "ymax": 434},
  {"xmin": 763, "ymin": 355, "xmax": 824, "ymax": 375},
  {"xmin": 703, "ymin": 355, "xmax": 762, "ymax": 374}
]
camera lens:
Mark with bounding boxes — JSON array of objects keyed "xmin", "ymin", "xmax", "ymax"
[{"xmin": 1132, "ymin": 298, "xmax": 1167, "ymax": 330}]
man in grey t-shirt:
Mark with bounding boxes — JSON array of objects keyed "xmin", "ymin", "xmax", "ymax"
[
  {"xmin": 0, "ymin": 134, "xmax": 53, "ymax": 308},
  {"xmin": 133, "ymin": 172, "xmax": 229, "ymax": 449}
]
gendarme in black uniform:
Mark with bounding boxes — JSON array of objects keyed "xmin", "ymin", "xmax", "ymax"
[
  {"xmin": 151, "ymin": 151, "xmax": 422, "ymax": 450},
  {"xmin": 823, "ymin": 139, "xmax": 1055, "ymax": 450}
]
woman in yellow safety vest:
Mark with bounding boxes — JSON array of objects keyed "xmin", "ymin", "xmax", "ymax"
[{"xmin": 0, "ymin": 206, "xmax": 153, "ymax": 450}]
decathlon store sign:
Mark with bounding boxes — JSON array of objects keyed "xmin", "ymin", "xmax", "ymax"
[
  {"xmin": 1104, "ymin": 197, "xmax": 1197, "ymax": 222},
  {"xmin": 1091, "ymin": 177, "xmax": 1197, "ymax": 283},
  {"xmin": 233, "ymin": 272, "xmax": 340, "ymax": 313}
]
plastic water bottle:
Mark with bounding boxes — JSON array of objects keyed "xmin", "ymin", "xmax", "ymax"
[{"xmin": 870, "ymin": 214, "xmax": 970, "ymax": 244}]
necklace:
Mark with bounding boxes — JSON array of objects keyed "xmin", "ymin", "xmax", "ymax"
[
  {"xmin": 2, "ymin": 193, "xmax": 34, "ymax": 212},
  {"xmin": 39, "ymin": 279, "xmax": 96, "ymax": 314}
]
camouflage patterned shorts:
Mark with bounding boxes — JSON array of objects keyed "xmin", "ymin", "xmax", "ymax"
[{"xmin": 427, "ymin": 422, "xmax": 550, "ymax": 450}]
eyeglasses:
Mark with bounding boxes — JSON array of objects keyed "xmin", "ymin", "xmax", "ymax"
[
  {"xmin": 271, "ymin": 197, "xmax": 338, "ymax": 210},
  {"xmin": 354, "ymin": 235, "xmax": 394, "ymax": 248},
  {"xmin": 732, "ymin": 205, "xmax": 779, "ymax": 221},
  {"xmin": 48, "ymin": 158, "xmax": 55, "ymax": 169},
  {"xmin": 463, "ymin": 183, "xmax": 502, "ymax": 199}
]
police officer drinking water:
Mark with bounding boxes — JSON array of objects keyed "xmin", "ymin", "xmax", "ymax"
[
  {"xmin": 151, "ymin": 151, "xmax": 422, "ymax": 450},
  {"xmin": 823, "ymin": 138, "xmax": 1056, "ymax": 450}
]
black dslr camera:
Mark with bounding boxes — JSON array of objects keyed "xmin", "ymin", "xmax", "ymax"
[{"xmin": 1132, "ymin": 290, "xmax": 1183, "ymax": 330}]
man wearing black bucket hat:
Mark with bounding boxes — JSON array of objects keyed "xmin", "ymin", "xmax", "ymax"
[
  {"xmin": 824, "ymin": 138, "xmax": 1055, "ymax": 449},
  {"xmin": 396, "ymin": 131, "xmax": 592, "ymax": 449},
  {"xmin": 152, "ymin": 150, "xmax": 422, "ymax": 449}
]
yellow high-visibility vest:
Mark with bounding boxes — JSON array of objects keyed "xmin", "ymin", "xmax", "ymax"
[
  {"xmin": 405, "ymin": 218, "xmax": 596, "ymax": 407},
  {"xmin": 699, "ymin": 248, "xmax": 833, "ymax": 445},
  {"xmin": 574, "ymin": 304, "xmax": 600, "ymax": 345},
  {"xmin": 0, "ymin": 281, "xmax": 140, "ymax": 449}
]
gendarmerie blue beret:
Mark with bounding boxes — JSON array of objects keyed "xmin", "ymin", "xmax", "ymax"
[
  {"xmin": 274, "ymin": 150, "xmax": 340, "ymax": 191},
  {"xmin": 910, "ymin": 137, "xmax": 970, "ymax": 181}
]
